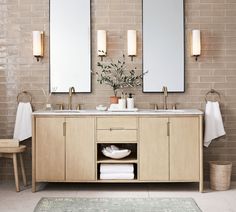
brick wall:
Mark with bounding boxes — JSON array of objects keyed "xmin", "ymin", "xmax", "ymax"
[{"xmin": 0, "ymin": 0, "xmax": 236, "ymax": 182}]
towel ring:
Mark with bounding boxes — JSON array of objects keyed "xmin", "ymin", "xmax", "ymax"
[
  {"xmin": 205, "ymin": 89, "xmax": 221, "ymax": 102},
  {"xmin": 17, "ymin": 91, "xmax": 32, "ymax": 103}
]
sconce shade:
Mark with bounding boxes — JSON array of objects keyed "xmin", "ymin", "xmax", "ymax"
[
  {"xmin": 32, "ymin": 31, "xmax": 44, "ymax": 61},
  {"xmin": 127, "ymin": 30, "xmax": 137, "ymax": 59},
  {"xmin": 97, "ymin": 30, "xmax": 106, "ymax": 56},
  {"xmin": 191, "ymin": 29, "xmax": 201, "ymax": 59}
]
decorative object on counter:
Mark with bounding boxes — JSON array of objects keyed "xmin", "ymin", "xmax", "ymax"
[
  {"xmin": 107, "ymin": 106, "xmax": 138, "ymax": 112},
  {"xmin": 127, "ymin": 93, "xmax": 134, "ymax": 109},
  {"xmin": 118, "ymin": 92, "xmax": 126, "ymax": 109},
  {"xmin": 102, "ymin": 145, "xmax": 131, "ymax": 159},
  {"xmin": 191, "ymin": 29, "xmax": 201, "ymax": 61},
  {"xmin": 96, "ymin": 54, "xmax": 146, "ymax": 104},
  {"xmin": 96, "ymin": 105, "xmax": 107, "ymax": 111},
  {"xmin": 204, "ymin": 89, "xmax": 225, "ymax": 147},
  {"xmin": 41, "ymin": 87, "xmax": 57, "ymax": 110}
]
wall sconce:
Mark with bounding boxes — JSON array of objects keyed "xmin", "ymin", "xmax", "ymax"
[
  {"xmin": 32, "ymin": 31, "xmax": 44, "ymax": 62},
  {"xmin": 127, "ymin": 30, "xmax": 137, "ymax": 61},
  {"xmin": 191, "ymin": 29, "xmax": 201, "ymax": 61},
  {"xmin": 97, "ymin": 30, "xmax": 107, "ymax": 61}
]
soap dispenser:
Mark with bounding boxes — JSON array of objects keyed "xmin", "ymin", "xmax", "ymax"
[{"xmin": 127, "ymin": 93, "xmax": 134, "ymax": 109}]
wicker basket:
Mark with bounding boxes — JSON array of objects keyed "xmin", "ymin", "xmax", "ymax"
[{"xmin": 210, "ymin": 161, "xmax": 232, "ymax": 191}]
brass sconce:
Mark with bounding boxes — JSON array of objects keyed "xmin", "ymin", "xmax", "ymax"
[
  {"xmin": 97, "ymin": 30, "xmax": 107, "ymax": 61},
  {"xmin": 32, "ymin": 31, "xmax": 44, "ymax": 62},
  {"xmin": 127, "ymin": 30, "xmax": 137, "ymax": 61},
  {"xmin": 191, "ymin": 29, "xmax": 201, "ymax": 61}
]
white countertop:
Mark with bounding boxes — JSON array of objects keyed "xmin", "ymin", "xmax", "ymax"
[{"xmin": 33, "ymin": 109, "xmax": 203, "ymax": 116}]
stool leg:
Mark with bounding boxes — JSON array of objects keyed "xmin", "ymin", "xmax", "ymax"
[
  {"xmin": 19, "ymin": 153, "xmax": 27, "ymax": 186},
  {"xmin": 13, "ymin": 153, "xmax": 20, "ymax": 192}
]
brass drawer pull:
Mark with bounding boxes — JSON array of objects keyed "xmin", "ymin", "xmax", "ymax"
[{"xmin": 109, "ymin": 127, "xmax": 124, "ymax": 131}]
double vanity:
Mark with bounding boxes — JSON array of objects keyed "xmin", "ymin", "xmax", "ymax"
[{"xmin": 32, "ymin": 109, "xmax": 203, "ymax": 192}]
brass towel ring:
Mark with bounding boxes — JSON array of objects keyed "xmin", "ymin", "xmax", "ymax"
[
  {"xmin": 205, "ymin": 89, "xmax": 221, "ymax": 102},
  {"xmin": 17, "ymin": 91, "xmax": 32, "ymax": 103}
]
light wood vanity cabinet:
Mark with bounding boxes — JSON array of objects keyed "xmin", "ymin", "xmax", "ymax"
[
  {"xmin": 170, "ymin": 117, "xmax": 199, "ymax": 181},
  {"xmin": 139, "ymin": 117, "xmax": 201, "ymax": 183},
  {"xmin": 33, "ymin": 116, "xmax": 95, "ymax": 190},
  {"xmin": 66, "ymin": 118, "xmax": 95, "ymax": 181},
  {"xmin": 140, "ymin": 118, "xmax": 169, "ymax": 181},
  {"xmin": 32, "ymin": 113, "xmax": 203, "ymax": 192},
  {"xmin": 35, "ymin": 117, "xmax": 65, "ymax": 181}
]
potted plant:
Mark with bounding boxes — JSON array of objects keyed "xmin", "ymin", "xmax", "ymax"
[{"xmin": 96, "ymin": 54, "xmax": 146, "ymax": 103}]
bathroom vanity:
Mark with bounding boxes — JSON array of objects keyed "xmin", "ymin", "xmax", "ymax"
[{"xmin": 32, "ymin": 109, "xmax": 203, "ymax": 192}]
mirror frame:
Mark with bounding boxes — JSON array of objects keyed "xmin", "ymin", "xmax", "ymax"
[
  {"xmin": 49, "ymin": 0, "xmax": 92, "ymax": 94},
  {"xmin": 142, "ymin": 0, "xmax": 185, "ymax": 93}
]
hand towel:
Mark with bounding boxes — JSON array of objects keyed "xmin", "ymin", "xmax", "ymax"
[
  {"xmin": 100, "ymin": 164, "xmax": 134, "ymax": 173},
  {"xmin": 100, "ymin": 173, "xmax": 134, "ymax": 180},
  {"xmin": 204, "ymin": 101, "xmax": 225, "ymax": 147},
  {"xmin": 13, "ymin": 102, "xmax": 32, "ymax": 141}
]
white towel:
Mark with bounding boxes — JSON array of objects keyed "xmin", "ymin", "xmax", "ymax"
[
  {"xmin": 13, "ymin": 102, "xmax": 32, "ymax": 141},
  {"xmin": 100, "ymin": 173, "xmax": 134, "ymax": 180},
  {"xmin": 204, "ymin": 101, "xmax": 225, "ymax": 147},
  {"xmin": 100, "ymin": 164, "xmax": 134, "ymax": 173}
]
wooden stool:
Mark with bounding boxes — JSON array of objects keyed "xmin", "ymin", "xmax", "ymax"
[{"xmin": 0, "ymin": 145, "xmax": 27, "ymax": 192}]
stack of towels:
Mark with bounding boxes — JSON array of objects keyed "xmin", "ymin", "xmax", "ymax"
[{"xmin": 100, "ymin": 164, "xmax": 134, "ymax": 180}]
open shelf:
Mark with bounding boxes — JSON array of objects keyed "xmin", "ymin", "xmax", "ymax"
[
  {"xmin": 97, "ymin": 163, "xmax": 138, "ymax": 181},
  {"xmin": 97, "ymin": 143, "xmax": 137, "ymax": 162},
  {"xmin": 97, "ymin": 155, "xmax": 138, "ymax": 164}
]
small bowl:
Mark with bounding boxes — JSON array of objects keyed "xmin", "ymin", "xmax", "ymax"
[
  {"xmin": 102, "ymin": 149, "xmax": 131, "ymax": 159},
  {"xmin": 96, "ymin": 105, "xmax": 107, "ymax": 111}
]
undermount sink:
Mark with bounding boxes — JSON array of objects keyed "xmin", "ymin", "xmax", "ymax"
[
  {"xmin": 139, "ymin": 109, "xmax": 189, "ymax": 114},
  {"xmin": 51, "ymin": 110, "xmax": 84, "ymax": 113},
  {"xmin": 154, "ymin": 109, "xmax": 187, "ymax": 113}
]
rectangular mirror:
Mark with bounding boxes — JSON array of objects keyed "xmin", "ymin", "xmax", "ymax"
[
  {"xmin": 50, "ymin": 0, "xmax": 91, "ymax": 93},
  {"xmin": 142, "ymin": 0, "xmax": 184, "ymax": 92}
]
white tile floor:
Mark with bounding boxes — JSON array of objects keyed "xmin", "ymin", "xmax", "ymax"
[{"xmin": 0, "ymin": 182, "xmax": 236, "ymax": 212}]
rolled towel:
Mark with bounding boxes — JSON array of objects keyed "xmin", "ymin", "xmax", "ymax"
[
  {"xmin": 100, "ymin": 164, "xmax": 134, "ymax": 173},
  {"xmin": 100, "ymin": 173, "xmax": 134, "ymax": 180}
]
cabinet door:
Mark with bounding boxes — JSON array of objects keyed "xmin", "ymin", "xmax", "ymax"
[
  {"xmin": 35, "ymin": 117, "xmax": 65, "ymax": 181},
  {"xmin": 140, "ymin": 117, "xmax": 169, "ymax": 181},
  {"xmin": 66, "ymin": 117, "xmax": 95, "ymax": 181},
  {"xmin": 170, "ymin": 117, "xmax": 199, "ymax": 181}
]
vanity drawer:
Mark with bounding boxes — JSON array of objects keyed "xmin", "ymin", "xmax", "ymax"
[
  {"xmin": 96, "ymin": 117, "xmax": 137, "ymax": 130},
  {"xmin": 97, "ymin": 129, "xmax": 137, "ymax": 142}
]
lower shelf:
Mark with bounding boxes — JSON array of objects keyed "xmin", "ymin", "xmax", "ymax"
[{"xmin": 97, "ymin": 163, "xmax": 138, "ymax": 181}]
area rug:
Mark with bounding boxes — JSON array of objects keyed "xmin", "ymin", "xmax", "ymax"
[{"xmin": 34, "ymin": 197, "xmax": 202, "ymax": 212}]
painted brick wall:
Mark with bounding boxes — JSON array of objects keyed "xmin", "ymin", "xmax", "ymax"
[{"xmin": 0, "ymin": 0, "xmax": 236, "ymax": 182}]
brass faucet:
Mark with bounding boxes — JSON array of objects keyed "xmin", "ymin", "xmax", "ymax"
[
  {"xmin": 162, "ymin": 86, "xmax": 168, "ymax": 110},
  {"xmin": 68, "ymin": 86, "xmax": 75, "ymax": 110}
]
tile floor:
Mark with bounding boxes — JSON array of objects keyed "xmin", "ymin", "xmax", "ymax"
[{"xmin": 0, "ymin": 182, "xmax": 236, "ymax": 212}]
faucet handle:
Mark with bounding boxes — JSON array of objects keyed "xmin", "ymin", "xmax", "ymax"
[
  {"xmin": 162, "ymin": 86, "xmax": 168, "ymax": 95},
  {"xmin": 76, "ymin": 103, "xmax": 84, "ymax": 110},
  {"xmin": 172, "ymin": 103, "xmax": 179, "ymax": 110},
  {"xmin": 56, "ymin": 103, "xmax": 64, "ymax": 110},
  {"xmin": 150, "ymin": 103, "xmax": 158, "ymax": 110}
]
